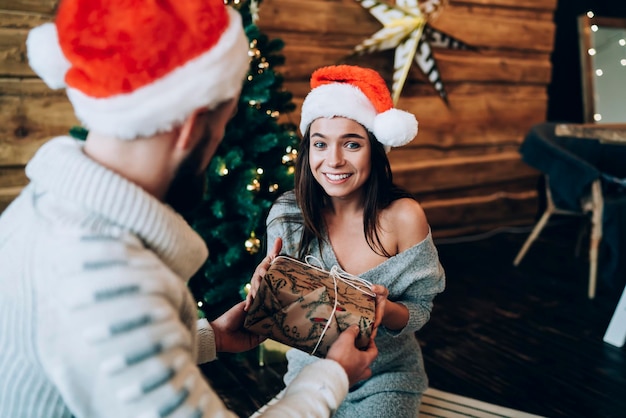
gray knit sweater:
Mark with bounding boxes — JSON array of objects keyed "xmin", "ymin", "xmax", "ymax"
[
  {"xmin": 0, "ymin": 137, "xmax": 351, "ymax": 418},
  {"xmin": 266, "ymin": 191, "xmax": 446, "ymax": 417}
]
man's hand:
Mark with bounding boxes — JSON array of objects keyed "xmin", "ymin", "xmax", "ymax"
[
  {"xmin": 210, "ymin": 301, "xmax": 265, "ymax": 353},
  {"xmin": 326, "ymin": 325, "xmax": 378, "ymax": 387},
  {"xmin": 244, "ymin": 237, "xmax": 282, "ymax": 311}
]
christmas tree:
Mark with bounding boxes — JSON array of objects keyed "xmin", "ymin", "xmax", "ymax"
[{"xmin": 187, "ymin": 0, "xmax": 299, "ymax": 318}]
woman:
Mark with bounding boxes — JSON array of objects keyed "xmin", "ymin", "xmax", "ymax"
[{"xmin": 253, "ymin": 65, "xmax": 445, "ymax": 417}]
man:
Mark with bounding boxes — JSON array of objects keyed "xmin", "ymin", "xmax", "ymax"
[{"xmin": 0, "ymin": 1, "xmax": 378, "ymax": 417}]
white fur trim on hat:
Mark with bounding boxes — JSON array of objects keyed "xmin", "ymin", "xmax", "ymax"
[
  {"xmin": 300, "ymin": 83, "xmax": 378, "ymax": 135},
  {"xmin": 300, "ymin": 83, "xmax": 418, "ymax": 148},
  {"xmin": 67, "ymin": 8, "xmax": 249, "ymax": 140},
  {"xmin": 374, "ymin": 109, "xmax": 418, "ymax": 147},
  {"xmin": 26, "ymin": 23, "xmax": 71, "ymax": 90}
]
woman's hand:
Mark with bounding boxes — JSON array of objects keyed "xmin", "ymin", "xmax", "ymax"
[
  {"xmin": 369, "ymin": 284, "xmax": 388, "ymax": 340},
  {"xmin": 244, "ymin": 237, "xmax": 282, "ymax": 311},
  {"xmin": 370, "ymin": 284, "xmax": 409, "ymax": 332}
]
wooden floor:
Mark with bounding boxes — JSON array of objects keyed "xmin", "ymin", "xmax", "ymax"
[{"xmin": 201, "ymin": 218, "xmax": 626, "ymax": 418}]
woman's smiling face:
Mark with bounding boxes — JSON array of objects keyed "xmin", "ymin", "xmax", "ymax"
[{"xmin": 308, "ymin": 117, "xmax": 372, "ymax": 201}]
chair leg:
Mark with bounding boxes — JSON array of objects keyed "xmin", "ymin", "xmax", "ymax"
[
  {"xmin": 587, "ymin": 180, "xmax": 603, "ymax": 300},
  {"xmin": 588, "ymin": 235, "xmax": 600, "ymax": 299},
  {"xmin": 514, "ymin": 208, "xmax": 553, "ymax": 266}
]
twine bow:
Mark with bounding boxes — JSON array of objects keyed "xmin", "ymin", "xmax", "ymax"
[{"xmin": 303, "ymin": 255, "xmax": 375, "ymax": 355}]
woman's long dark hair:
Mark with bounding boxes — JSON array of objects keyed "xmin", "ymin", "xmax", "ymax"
[{"xmin": 289, "ymin": 126, "xmax": 414, "ymax": 259}]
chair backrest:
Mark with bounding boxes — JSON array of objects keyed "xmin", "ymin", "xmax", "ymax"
[{"xmin": 520, "ymin": 123, "xmax": 600, "ymax": 211}]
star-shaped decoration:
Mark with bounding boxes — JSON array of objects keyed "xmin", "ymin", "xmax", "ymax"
[{"xmin": 353, "ymin": 0, "xmax": 472, "ymax": 105}]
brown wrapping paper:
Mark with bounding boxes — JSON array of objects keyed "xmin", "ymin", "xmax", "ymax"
[{"xmin": 244, "ymin": 255, "xmax": 376, "ymax": 358}]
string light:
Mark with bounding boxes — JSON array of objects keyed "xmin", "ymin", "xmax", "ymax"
[
  {"xmin": 197, "ymin": 301, "xmax": 203, "ymax": 307},
  {"xmin": 282, "ymin": 148, "xmax": 298, "ymax": 164},
  {"xmin": 257, "ymin": 168, "xmax": 264, "ymax": 175},
  {"xmin": 585, "ymin": 13, "xmax": 626, "ymax": 124},
  {"xmin": 247, "ymin": 178, "xmax": 261, "ymax": 192},
  {"xmin": 265, "ymin": 109, "xmax": 280, "ymax": 118},
  {"xmin": 587, "ymin": 18, "xmax": 626, "ymax": 72}
]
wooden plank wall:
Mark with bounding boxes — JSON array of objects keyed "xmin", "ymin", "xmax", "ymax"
[
  {"xmin": 257, "ymin": 0, "xmax": 557, "ymax": 237},
  {"xmin": 0, "ymin": 1, "xmax": 78, "ymax": 212},
  {"xmin": 0, "ymin": 0, "xmax": 556, "ymax": 238}
]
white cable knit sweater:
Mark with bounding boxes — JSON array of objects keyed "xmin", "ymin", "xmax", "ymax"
[{"xmin": 0, "ymin": 136, "xmax": 348, "ymax": 418}]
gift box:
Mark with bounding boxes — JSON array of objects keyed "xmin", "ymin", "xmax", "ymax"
[{"xmin": 244, "ymin": 255, "xmax": 376, "ymax": 358}]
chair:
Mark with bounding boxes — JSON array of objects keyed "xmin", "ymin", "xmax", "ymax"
[{"xmin": 513, "ymin": 122, "xmax": 626, "ymax": 299}]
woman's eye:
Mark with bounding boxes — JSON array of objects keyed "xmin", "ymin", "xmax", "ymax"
[
  {"xmin": 346, "ymin": 142, "xmax": 361, "ymax": 149},
  {"xmin": 312, "ymin": 141, "xmax": 326, "ymax": 149}
]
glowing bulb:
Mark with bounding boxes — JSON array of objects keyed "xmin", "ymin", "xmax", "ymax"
[
  {"xmin": 621, "ymin": 59, "xmax": 626, "ymax": 66},
  {"xmin": 596, "ymin": 69, "xmax": 603, "ymax": 76},
  {"xmin": 197, "ymin": 301, "xmax": 203, "ymax": 307},
  {"xmin": 257, "ymin": 168, "xmax": 264, "ymax": 174},
  {"xmin": 591, "ymin": 24, "xmax": 598, "ymax": 32},
  {"xmin": 594, "ymin": 113, "xmax": 602, "ymax": 122},
  {"xmin": 588, "ymin": 48, "xmax": 596, "ymax": 56},
  {"xmin": 620, "ymin": 39, "xmax": 626, "ymax": 46},
  {"xmin": 247, "ymin": 179, "xmax": 261, "ymax": 192},
  {"xmin": 587, "ymin": 11, "xmax": 594, "ymax": 18}
]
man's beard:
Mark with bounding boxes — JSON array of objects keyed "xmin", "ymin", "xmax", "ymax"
[{"xmin": 164, "ymin": 136, "xmax": 210, "ymax": 216}]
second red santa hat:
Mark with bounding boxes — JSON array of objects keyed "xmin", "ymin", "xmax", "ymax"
[{"xmin": 299, "ymin": 65, "xmax": 418, "ymax": 149}]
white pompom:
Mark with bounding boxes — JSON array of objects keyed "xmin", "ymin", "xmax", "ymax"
[
  {"xmin": 373, "ymin": 109, "xmax": 418, "ymax": 148},
  {"xmin": 26, "ymin": 23, "xmax": 70, "ymax": 90}
]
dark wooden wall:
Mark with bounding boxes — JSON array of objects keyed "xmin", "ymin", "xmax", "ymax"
[
  {"xmin": 0, "ymin": 1, "xmax": 559, "ymax": 238},
  {"xmin": 257, "ymin": 0, "xmax": 558, "ymax": 237},
  {"xmin": 0, "ymin": 1, "xmax": 77, "ymax": 212}
]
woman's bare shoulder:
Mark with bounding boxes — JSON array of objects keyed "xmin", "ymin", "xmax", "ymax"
[{"xmin": 383, "ymin": 198, "xmax": 430, "ymax": 252}]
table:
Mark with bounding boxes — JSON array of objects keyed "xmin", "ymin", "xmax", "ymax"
[
  {"xmin": 556, "ymin": 123, "xmax": 626, "ymax": 348},
  {"xmin": 555, "ymin": 123, "xmax": 626, "ymax": 144}
]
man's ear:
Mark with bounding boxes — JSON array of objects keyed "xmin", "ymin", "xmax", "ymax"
[{"xmin": 175, "ymin": 109, "xmax": 202, "ymax": 151}]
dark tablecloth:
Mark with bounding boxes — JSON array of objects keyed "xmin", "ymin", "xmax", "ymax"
[{"xmin": 520, "ymin": 123, "xmax": 626, "ymax": 290}]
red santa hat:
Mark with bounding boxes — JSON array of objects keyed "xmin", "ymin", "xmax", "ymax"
[
  {"xmin": 26, "ymin": 0, "xmax": 249, "ymax": 140},
  {"xmin": 299, "ymin": 65, "xmax": 418, "ymax": 149}
]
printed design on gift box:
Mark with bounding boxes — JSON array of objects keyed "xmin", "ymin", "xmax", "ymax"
[{"xmin": 244, "ymin": 255, "xmax": 376, "ymax": 358}]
